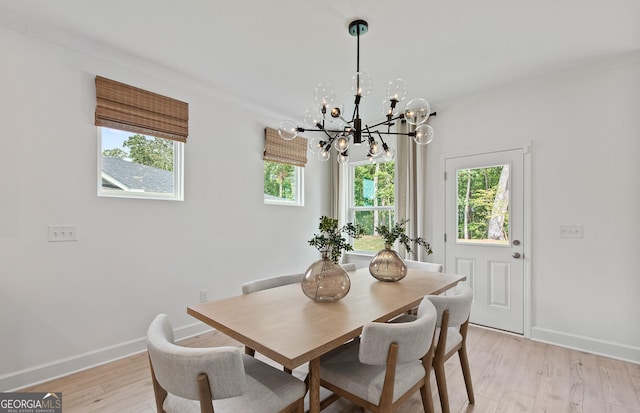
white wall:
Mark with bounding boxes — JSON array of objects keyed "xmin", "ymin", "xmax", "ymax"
[
  {"xmin": 424, "ymin": 52, "xmax": 640, "ymax": 362},
  {"xmin": 0, "ymin": 23, "xmax": 330, "ymax": 390}
]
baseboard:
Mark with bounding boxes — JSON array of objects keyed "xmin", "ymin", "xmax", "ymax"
[
  {"xmin": 531, "ymin": 327, "xmax": 640, "ymax": 364},
  {"xmin": 0, "ymin": 321, "xmax": 213, "ymax": 392}
]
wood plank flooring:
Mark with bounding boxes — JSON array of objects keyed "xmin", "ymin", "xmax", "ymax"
[{"xmin": 21, "ymin": 325, "xmax": 640, "ymax": 413}]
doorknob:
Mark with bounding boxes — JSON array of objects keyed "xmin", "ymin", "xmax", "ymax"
[{"xmin": 513, "ymin": 252, "xmax": 522, "ymax": 259}]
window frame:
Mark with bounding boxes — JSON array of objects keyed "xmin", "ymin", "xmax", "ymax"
[
  {"xmin": 263, "ymin": 161, "xmax": 304, "ymax": 207},
  {"xmin": 97, "ymin": 127, "xmax": 184, "ymax": 201},
  {"xmin": 348, "ymin": 159, "xmax": 397, "ymax": 253}
]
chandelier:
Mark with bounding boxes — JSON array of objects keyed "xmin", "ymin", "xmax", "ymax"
[{"xmin": 278, "ymin": 19, "xmax": 435, "ymax": 163}]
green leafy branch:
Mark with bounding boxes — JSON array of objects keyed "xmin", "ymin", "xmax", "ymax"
[
  {"xmin": 375, "ymin": 219, "xmax": 433, "ymax": 255},
  {"xmin": 308, "ymin": 216, "xmax": 364, "ymax": 264}
]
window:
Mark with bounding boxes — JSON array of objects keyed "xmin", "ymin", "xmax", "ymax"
[
  {"xmin": 263, "ymin": 161, "xmax": 304, "ymax": 206},
  {"xmin": 262, "ymin": 127, "xmax": 306, "ymax": 206},
  {"xmin": 94, "ymin": 75, "xmax": 188, "ymax": 201},
  {"xmin": 456, "ymin": 164, "xmax": 509, "ymax": 245},
  {"xmin": 98, "ymin": 127, "xmax": 184, "ymax": 200},
  {"xmin": 349, "ymin": 160, "xmax": 395, "ymax": 252}
]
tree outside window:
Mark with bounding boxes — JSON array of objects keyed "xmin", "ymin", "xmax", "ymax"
[
  {"xmin": 456, "ymin": 165, "xmax": 510, "ymax": 244},
  {"xmin": 351, "ymin": 161, "xmax": 395, "ymax": 252},
  {"xmin": 263, "ymin": 161, "xmax": 303, "ymax": 206}
]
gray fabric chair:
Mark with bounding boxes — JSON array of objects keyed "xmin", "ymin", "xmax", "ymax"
[
  {"xmin": 147, "ymin": 314, "xmax": 307, "ymax": 413},
  {"xmin": 403, "ymin": 260, "xmax": 443, "ymax": 315},
  {"xmin": 241, "ymin": 265, "xmax": 354, "ymax": 296},
  {"xmin": 340, "ymin": 262, "xmax": 357, "ymax": 272},
  {"xmin": 241, "ymin": 273, "xmax": 304, "ymax": 295},
  {"xmin": 393, "ymin": 284, "xmax": 474, "ymax": 413},
  {"xmin": 240, "ymin": 272, "xmax": 305, "ymax": 367},
  {"xmin": 404, "ymin": 259, "xmax": 444, "ymax": 273},
  {"xmin": 318, "ymin": 298, "xmax": 438, "ymax": 413}
]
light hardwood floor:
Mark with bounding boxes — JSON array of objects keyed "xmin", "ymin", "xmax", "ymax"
[{"xmin": 22, "ymin": 325, "xmax": 640, "ymax": 413}]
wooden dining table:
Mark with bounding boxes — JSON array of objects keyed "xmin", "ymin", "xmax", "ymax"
[{"xmin": 187, "ymin": 267, "xmax": 465, "ymax": 413}]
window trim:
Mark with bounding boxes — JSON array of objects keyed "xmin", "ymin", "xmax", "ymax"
[{"xmin": 97, "ymin": 127, "xmax": 184, "ymax": 201}]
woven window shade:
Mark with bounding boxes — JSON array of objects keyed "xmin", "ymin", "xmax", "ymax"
[
  {"xmin": 263, "ymin": 127, "xmax": 308, "ymax": 167},
  {"xmin": 95, "ymin": 76, "xmax": 189, "ymax": 143}
]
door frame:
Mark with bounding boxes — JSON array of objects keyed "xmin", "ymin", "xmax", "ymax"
[{"xmin": 441, "ymin": 143, "xmax": 532, "ymax": 338}]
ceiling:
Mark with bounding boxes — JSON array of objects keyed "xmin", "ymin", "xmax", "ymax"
[{"xmin": 1, "ymin": 0, "xmax": 639, "ymax": 120}]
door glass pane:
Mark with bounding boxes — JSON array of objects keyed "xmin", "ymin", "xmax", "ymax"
[{"xmin": 456, "ymin": 164, "xmax": 510, "ymax": 245}]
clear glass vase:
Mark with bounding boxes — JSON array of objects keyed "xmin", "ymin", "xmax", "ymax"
[
  {"xmin": 301, "ymin": 252, "xmax": 351, "ymax": 303},
  {"xmin": 369, "ymin": 244, "xmax": 408, "ymax": 282}
]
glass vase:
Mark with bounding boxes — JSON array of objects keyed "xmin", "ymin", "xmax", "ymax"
[
  {"xmin": 369, "ymin": 244, "xmax": 408, "ymax": 282},
  {"xmin": 301, "ymin": 252, "xmax": 351, "ymax": 303}
]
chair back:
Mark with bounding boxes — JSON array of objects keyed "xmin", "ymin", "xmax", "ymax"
[
  {"xmin": 147, "ymin": 314, "xmax": 247, "ymax": 400},
  {"xmin": 340, "ymin": 263, "xmax": 357, "ymax": 272},
  {"xmin": 241, "ymin": 273, "xmax": 303, "ymax": 294},
  {"xmin": 405, "ymin": 259, "xmax": 444, "ymax": 273},
  {"xmin": 424, "ymin": 284, "xmax": 473, "ymax": 328},
  {"xmin": 359, "ymin": 298, "xmax": 437, "ymax": 365}
]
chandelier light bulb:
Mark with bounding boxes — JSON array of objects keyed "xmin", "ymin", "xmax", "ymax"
[
  {"xmin": 335, "ymin": 136, "xmax": 349, "ymax": 152},
  {"xmin": 304, "ymin": 108, "xmax": 323, "ymax": 128},
  {"xmin": 381, "ymin": 99, "xmax": 399, "ymax": 118},
  {"xmin": 337, "ymin": 152, "xmax": 349, "ymax": 164},
  {"xmin": 329, "ymin": 100, "xmax": 344, "ymax": 119},
  {"xmin": 369, "ymin": 140, "xmax": 382, "ymax": 156},
  {"xmin": 384, "ymin": 147, "xmax": 396, "ymax": 161},
  {"xmin": 387, "ymin": 78, "xmax": 408, "ymax": 101},
  {"xmin": 308, "ymin": 137, "xmax": 324, "ymax": 154},
  {"xmin": 278, "ymin": 120, "xmax": 298, "ymax": 141},
  {"xmin": 404, "ymin": 98, "xmax": 431, "ymax": 126},
  {"xmin": 313, "ymin": 83, "xmax": 335, "ymax": 107},
  {"xmin": 318, "ymin": 149, "xmax": 331, "ymax": 161},
  {"xmin": 414, "ymin": 124, "xmax": 434, "ymax": 145},
  {"xmin": 351, "ymin": 72, "xmax": 373, "ymax": 97}
]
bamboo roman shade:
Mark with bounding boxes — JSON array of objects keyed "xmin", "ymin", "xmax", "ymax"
[
  {"xmin": 263, "ymin": 127, "xmax": 308, "ymax": 167},
  {"xmin": 95, "ymin": 76, "xmax": 189, "ymax": 143}
]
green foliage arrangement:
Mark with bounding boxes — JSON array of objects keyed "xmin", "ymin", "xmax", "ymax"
[
  {"xmin": 375, "ymin": 219, "xmax": 433, "ymax": 255},
  {"xmin": 309, "ymin": 216, "xmax": 364, "ymax": 264}
]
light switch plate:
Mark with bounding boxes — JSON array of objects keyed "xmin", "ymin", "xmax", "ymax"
[
  {"xmin": 48, "ymin": 225, "xmax": 78, "ymax": 242},
  {"xmin": 559, "ymin": 224, "xmax": 583, "ymax": 238}
]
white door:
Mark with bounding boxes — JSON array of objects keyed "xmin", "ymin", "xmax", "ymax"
[{"xmin": 445, "ymin": 149, "xmax": 525, "ymax": 334}]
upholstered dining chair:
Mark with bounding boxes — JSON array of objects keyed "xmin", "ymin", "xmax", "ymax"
[
  {"xmin": 147, "ymin": 314, "xmax": 307, "ymax": 413},
  {"xmin": 241, "ymin": 264, "xmax": 355, "ymax": 296},
  {"xmin": 403, "ymin": 260, "xmax": 443, "ymax": 315},
  {"xmin": 318, "ymin": 297, "xmax": 438, "ymax": 413},
  {"xmin": 340, "ymin": 262, "xmax": 357, "ymax": 272},
  {"xmin": 393, "ymin": 284, "xmax": 474, "ymax": 413},
  {"xmin": 404, "ymin": 259, "xmax": 444, "ymax": 273},
  {"xmin": 241, "ymin": 272, "xmax": 304, "ymax": 295},
  {"xmin": 241, "ymin": 272, "xmax": 304, "ymax": 367}
]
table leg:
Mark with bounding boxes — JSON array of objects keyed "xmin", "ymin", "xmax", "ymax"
[{"xmin": 308, "ymin": 357, "xmax": 320, "ymax": 413}]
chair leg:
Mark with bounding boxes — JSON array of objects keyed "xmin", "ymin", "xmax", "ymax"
[
  {"xmin": 419, "ymin": 382, "xmax": 435, "ymax": 413},
  {"xmin": 433, "ymin": 361, "xmax": 450, "ymax": 413},
  {"xmin": 458, "ymin": 346, "xmax": 475, "ymax": 404}
]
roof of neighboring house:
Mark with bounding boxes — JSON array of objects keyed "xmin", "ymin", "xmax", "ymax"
[{"xmin": 102, "ymin": 157, "xmax": 173, "ymax": 193}]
